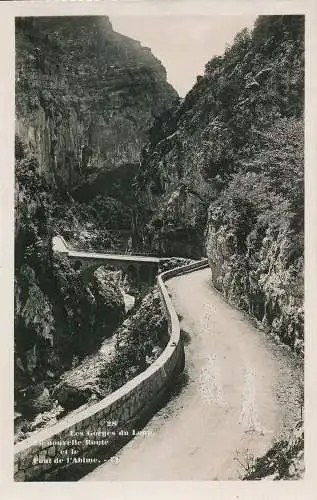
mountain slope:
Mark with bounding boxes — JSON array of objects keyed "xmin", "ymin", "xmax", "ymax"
[{"xmin": 133, "ymin": 15, "xmax": 304, "ymax": 353}]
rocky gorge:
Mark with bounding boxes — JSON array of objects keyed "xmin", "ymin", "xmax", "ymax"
[
  {"xmin": 15, "ymin": 14, "xmax": 304, "ymax": 480},
  {"xmin": 15, "ymin": 15, "xmax": 177, "ymax": 439}
]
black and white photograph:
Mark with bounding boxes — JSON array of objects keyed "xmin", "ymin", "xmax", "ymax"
[{"xmin": 3, "ymin": 0, "xmax": 312, "ymax": 490}]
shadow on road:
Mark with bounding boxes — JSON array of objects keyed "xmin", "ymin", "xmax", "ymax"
[
  {"xmin": 168, "ymin": 368, "xmax": 190, "ymax": 400},
  {"xmin": 180, "ymin": 328, "xmax": 192, "ymax": 346}
]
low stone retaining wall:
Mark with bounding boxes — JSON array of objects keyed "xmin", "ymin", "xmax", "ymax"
[{"xmin": 14, "ymin": 259, "xmax": 209, "ymax": 481}]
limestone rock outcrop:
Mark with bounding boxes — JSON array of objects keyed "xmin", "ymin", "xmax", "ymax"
[{"xmin": 16, "ymin": 16, "xmax": 177, "ymax": 191}]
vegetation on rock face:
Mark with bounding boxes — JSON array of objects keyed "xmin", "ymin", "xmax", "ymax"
[
  {"xmin": 242, "ymin": 421, "xmax": 304, "ymax": 480},
  {"xmin": 158, "ymin": 257, "xmax": 196, "ymax": 273},
  {"xmin": 99, "ymin": 289, "xmax": 168, "ymax": 392},
  {"xmin": 15, "ymin": 15, "xmax": 177, "ymax": 425},
  {"xmin": 134, "ymin": 15, "xmax": 304, "ymax": 354},
  {"xmin": 52, "ymin": 288, "xmax": 168, "ymax": 411},
  {"xmin": 14, "ymin": 152, "xmax": 127, "ymax": 420}
]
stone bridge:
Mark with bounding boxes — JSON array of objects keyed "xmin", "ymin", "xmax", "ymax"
[{"xmin": 52, "ymin": 235, "xmax": 164, "ymax": 285}]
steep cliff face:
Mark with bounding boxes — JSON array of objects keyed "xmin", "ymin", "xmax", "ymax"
[
  {"xmin": 14, "ymin": 162, "xmax": 128, "ymax": 420},
  {"xmin": 14, "ymin": 16, "xmax": 177, "ymax": 423},
  {"xmin": 16, "ymin": 16, "xmax": 177, "ymax": 191},
  {"xmin": 134, "ymin": 15, "xmax": 304, "ymax": 353},
  {"xmin": 14, "ymin": 158, "xmax": 126, "ymax": 413}
]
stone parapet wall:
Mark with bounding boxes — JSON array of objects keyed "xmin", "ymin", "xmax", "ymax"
[{"xmin": 14, "ymin": 258, "xmax": 209, "ymax": 481}]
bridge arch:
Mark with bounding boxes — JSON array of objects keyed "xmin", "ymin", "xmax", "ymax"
[
  {"xmin": 52, "ymin": 235, "xmax": 161, "ymax": 286},
  {"xmin": 74, "ymin": 260, "xmax": 83, "ymax": 271},
  {"xmin": 139, "ymin": 263, "xmax": 152, "ymax": 283},
  {"xmin": 126, "ymin": 264, "xmax": 138, "ymax": 284}
]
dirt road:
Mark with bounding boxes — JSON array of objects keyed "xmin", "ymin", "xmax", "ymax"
[{"xmin": 82, "ymin": 268, "xmax": 302, "ymax": 481}]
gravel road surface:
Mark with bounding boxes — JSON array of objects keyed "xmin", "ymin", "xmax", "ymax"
[{"xmin": 83, "ymin": 268, "xmax": 302, "ymax": 481}]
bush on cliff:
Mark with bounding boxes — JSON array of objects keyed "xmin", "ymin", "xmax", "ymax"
[
  {"xmin": 243, "ymin": 421, "xmax": 304, "ymax": 480},
  {"xmin": 206, "ymin": 119, "xmax": 304, "ymax": 353}
]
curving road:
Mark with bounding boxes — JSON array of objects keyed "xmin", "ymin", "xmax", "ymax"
[{"xmin": 82, "ymin": 268, "xmax": 302, "ymax": 481}]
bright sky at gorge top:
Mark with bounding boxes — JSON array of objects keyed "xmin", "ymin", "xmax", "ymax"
[{"xmin": 111, "ymin": 15, "xmax": 258, "ymax": 97}]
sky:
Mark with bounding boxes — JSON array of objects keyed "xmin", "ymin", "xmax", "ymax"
[{"xmin": 111, "ymin": 15, "xmax": 258, "ymax": 97}]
